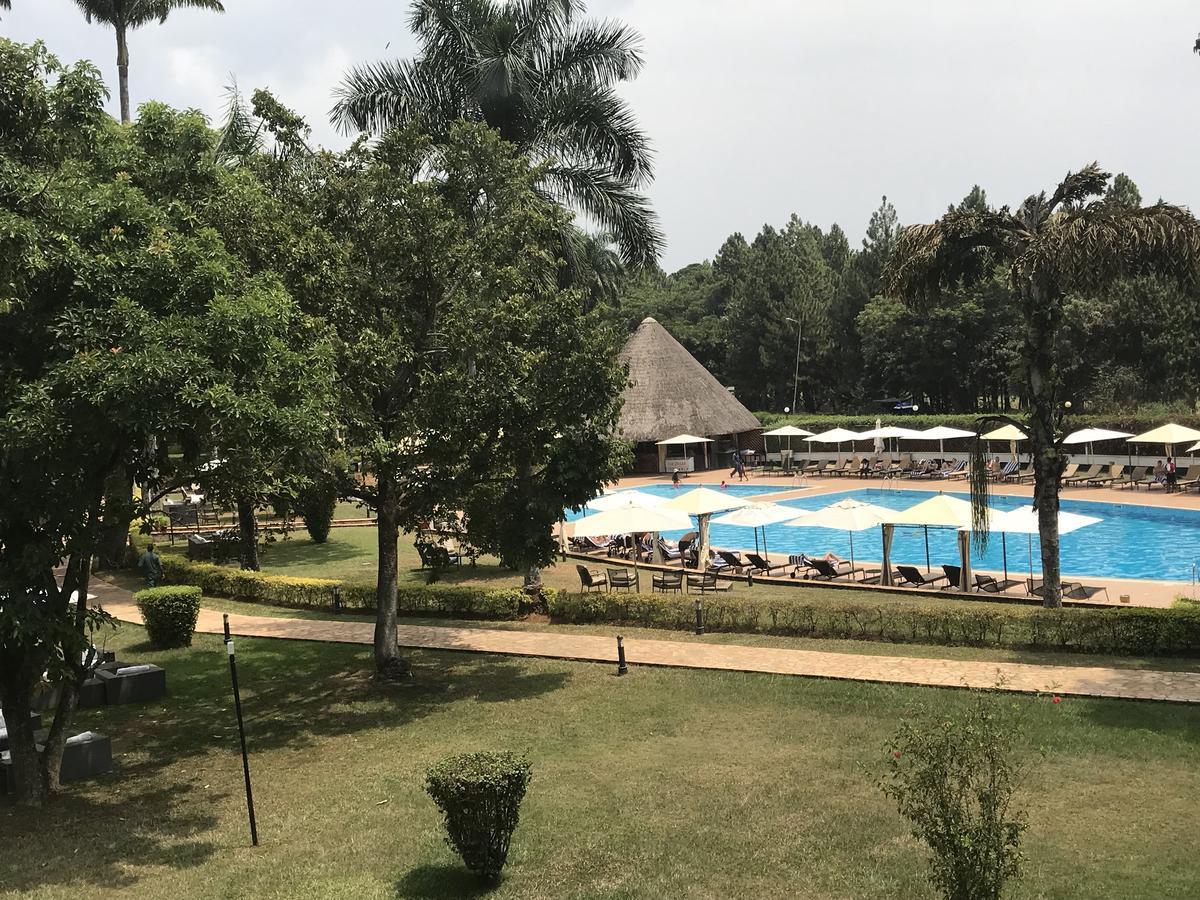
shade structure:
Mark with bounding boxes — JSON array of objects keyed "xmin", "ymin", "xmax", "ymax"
[
  {"xmin": 981, "ymin": 424, "xmax": 1027, "ymax": 441},
  {"xmin": 566, "ymin": 501, "xmax": 693, "ymax": 537},
  {"xmin": 785, "ymin": 498, "xmax": 891, "ymax": 571},
  {"xmin": 712, "ymin": 502, "xmax": 798, "ymax": 562},
  {"xmin": 1062, "ymin": 428, "xmax": 1133, "ymax": 445},
  {"xmin": 986, "ymin": 505, "xmax": 1102, "ymax": 583},
  {"xmin": 1127, "ymin": 423, "xmax": 1200, "ymax": 459},
  {"xmin": 662, "ymin": 487, "xmax": 751, "ymax": 568},
  {"xmin": 762, "ymin": 425, "xmax": 815, "ymax": 466},
  {"xmin": 858, "ymin": 425, "xmax": 925, "ymax": 440},
  {"xmin": 656, "ymin": 433, "xmax": 713, "ymax": 445},
  {"xmin": 1189, "ymin": 441, "xmax": 1200, "ymax": 453},
  {"xmin": 762, "ymin": 425, "xmax": 815, "ymax": 437},
  {"xmin": 587, "ymin": 490, "xmax": 665, "ymax": 511},
  {"xmin": 806, "ymin": 427, "xmax": 862, "ymax": 444},
  {"xmin": 887, "ymin": 493, "xmax": 991, "ymax": 573},
  {"xmin": 907, "ymin": 425, "xmax": 976, "ymax": 455}
]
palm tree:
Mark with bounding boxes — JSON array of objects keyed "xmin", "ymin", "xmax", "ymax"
[
  {"xmin": 885, "ymin": 164, "xmax": 1200, "ymax": 607},
  {"xmin": 71, "ymin": 1, "xmax": 225, "ymax": 125},
  {"xmin": 567, "ymin": 230, "xmax": 624, "ymax": 313},
  {"xmin": 332, "ymin": 0, "xmax": 662, "ymax": 268}
]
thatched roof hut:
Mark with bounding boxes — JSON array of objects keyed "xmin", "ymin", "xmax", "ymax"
[{"xmin": 617, "ymin": 317, "xmax": 761, "ymax": 470}]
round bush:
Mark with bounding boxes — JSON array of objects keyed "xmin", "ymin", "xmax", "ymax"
[
  {"xmin": 135, "ymin": 585, "xmax": 202, "ymax": 648},
  {"xmin": 298, "ymin": 479, "xmax": 338, "ymax": 544},
  {"xmin": 425, "ymin": 751, "xmax": 532, "ymax": 882}
]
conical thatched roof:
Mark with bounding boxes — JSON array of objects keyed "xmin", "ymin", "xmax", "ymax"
[{"xmin": 617, "ymin": 317, "xmax": 760, "ymax": 443}]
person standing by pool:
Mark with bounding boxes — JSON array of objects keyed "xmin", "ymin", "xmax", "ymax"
[
  {"xmin": 672, "ymin": 467, "xmax": 681, "ymax": 486},
  {"xmin": 1167, "ymin": 457, "xmax": 1178, "ymax": 491}
]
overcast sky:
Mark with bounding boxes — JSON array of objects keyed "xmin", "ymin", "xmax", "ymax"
[{"xmin": 4, "ymin": 1, "xmax": 1199, "ymax": 270}]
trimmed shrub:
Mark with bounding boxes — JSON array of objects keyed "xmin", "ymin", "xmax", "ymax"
[
  {"xmin": 298, "ymin": 480, "xmax": 337, "ymax": 544},
  {"xmin": 135, "ymin": 585, "xmax": 202, "ymax": 648},
  {"xmin": 425, "ymin": 752, "xmax": 532, "ymax": 882}
]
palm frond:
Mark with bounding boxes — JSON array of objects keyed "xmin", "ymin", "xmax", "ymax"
[
  {"xmin": 214, "ymin": 78, "xmax": 263, "ymax": 167},
  {"xmin": 1030, "ymin": 203, "xmax": 1200, "ymax": 293},
  {"xmin": 332, "ymin": 57, "xmax": 467, "ymax": 135},
  {"xmin": 409, "ymin": 0, "xmax": 487, "ymax": 73},
  {"xmin": 0, "ymin": 1, "xmax": 11, "ymax": 11},
  {"xmin": 542, "ymin": 163, "xmax": 663, "ymax": 268},
  {"xmin": 535, "ymin": 83, "xmax": 653, "ymax": 184},
  {"xmin": 538, "ymin": 18, "xmax": 644, "ymax": 84},
  {"xmin": 1047, "ymin": 162, "xmax": 1110, "ymax": 211},
  {"xmin": 511, "ymin": 0, "xmax": 579, "ymax": 47},
  {"xmin": 884, "ymin": 209, "xmax": 1026, "ymax": 303}
]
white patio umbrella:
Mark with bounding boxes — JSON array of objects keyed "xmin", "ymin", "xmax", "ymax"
[
  {"xmin": 982, "ymin": 424, "xmax": 1027, "ymax": 463},
  {"xmin": 711, "ymin": 502, "xmax": 798, "ymax": 562},
  {"xmin": 910, "ymin": 425, "xmax": 976, "ymax": 455},
  {"xmin": 657, "ymin": 433, "xmax": 714, "ymax": 472},
  {"xmin": 662, "ymin": 487, "xmax": 751, "ymax": 568},
  {"xmin": 986, "ymin": 505, "xmax": 1102, "ymax": 584},
  {"xmin": 587, "ymin": 490, "xmax": 666, "ymax": 511},
  {"xmin": 784, "ymin": 498, "xmax": 891, "ymax": 572},
  {"xmin": 762, "ymin": 425, "xmax": 815, "ymax": 467},
  {"xmin": 805, "ymin": 427, "xmax": 863, "ymax": 464},
  {"xmin": 859, "ymin": 424, "xmax": 926, "ymax": 456},
  {"xmin": 1063, "ymin": 427, "xmax": 1134, "ymax": 463}
]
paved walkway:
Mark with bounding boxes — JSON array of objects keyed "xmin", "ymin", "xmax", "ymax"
[{"xmin": 94, "ymin": 582, "xmax": 1200, "ymax": 704}]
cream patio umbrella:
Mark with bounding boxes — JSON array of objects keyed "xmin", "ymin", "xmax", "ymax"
[
  {"xmin": 982, "ymin": 423, "xmax": 1027, "ymax": 463},
  {"xmin": 711, "ymin": 501, "xmax": 798, "ymax": 562},
  {"xmin": 858, "ymin": 424, "xmax": 925, "ymax": 458},
  {"xmin": 662, "ymin": 487, "xmax": 752, "ymax": 568},
  {"xmin": 566, "ymin": 500, "xmax": 694, "ymax": 575},
  {"xmin": 762, "ymin": 425, "xmax": 815, "ymax": 470},
  {"xmin": 987, "ymin": 505, "xmax": 1102, "ymax": 585},
  {"xmin": 1127, "ymin": 424, "xmax": 1200, "ymax": 467},
  {"xmin": 656, "ymin": 433, "xmax": 715, "ymax": 473},
  {"xmin": 887, "ymin": 492, "xmax": 991, "ymax": 580},
  {"xmin": 784, "ymin": 498, "xmax": 891, "ymax": 574}
]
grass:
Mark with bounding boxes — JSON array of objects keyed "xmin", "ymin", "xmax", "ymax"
[{"xmin": 6, "ymin": 623, "xmax": 1200, "ymax": 899}]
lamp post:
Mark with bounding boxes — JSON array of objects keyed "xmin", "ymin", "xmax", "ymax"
[{"xmin": 786, "ymin": 316, "xmax": 802, "ymax": 413}]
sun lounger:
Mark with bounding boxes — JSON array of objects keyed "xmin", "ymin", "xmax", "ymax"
[
  {"xmin": 974, "ymin": 573, "xmax": 1021, "ymax": 593},
  {"xmin": 717, "ymin": 550, "xmax": 749, "ymax": 572},
  {"xmin": 941, "ymin": 564, "xmax": 965, "ymax": 589},
  {"xmin": 1064, "ymin": 463, "xmax": 1102, "ymax": 487},
  {"xmin": 895, "ymin": 565, "xmax": 950, "ymax": 588},
  {"xmin": 1005, "ymin": 462, "xmax": 1032, "ymax": 482},
  {"xmin": 990, "ymin": 461, "xmax": 1019, "ymax": 482},
  {"xmin": 1025, "ymin": 578, "xmax": 1107, "ymax": 602},
  {"xmin": 746, "ymin": 553, "xmax": 789, "ymax": 576},
  {"xmin": 1085, "ymin": 464, "xmax": 1121, "ymax": 486},
  {"xmin": 830, "ymin": 459, "xmax": 857, "ymax": 477},
  {"xmin": 807, "ymin": 558, "xmax": 867, "ymax": 581},
  {"xmin": 1111, "ymin": 466, "xmax": 1147, "ymax": 489},
  {"xmin": 1057, "ymin": 462, "xmax": 1081, "ymax": 484}
]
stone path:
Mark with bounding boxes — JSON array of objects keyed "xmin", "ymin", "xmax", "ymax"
[{"xmin": 95, "ymin": 582, "xmax": 1200, "ymax": 704}]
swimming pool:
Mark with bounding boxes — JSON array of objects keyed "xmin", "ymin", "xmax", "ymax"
[{"xmin": 568, "ymin": 485, "xmax": 1200, "ymax": 582}]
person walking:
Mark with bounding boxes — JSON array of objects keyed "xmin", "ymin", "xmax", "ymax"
[{"xmin": 137, "ymin": 542, "xmax": 163, "ymax": 587}]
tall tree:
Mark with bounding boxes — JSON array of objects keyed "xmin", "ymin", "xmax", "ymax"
[
  {"xmin": 885, "ymin": 164, "xmax": 1200, "ymax": 607},
  {"xmin": 331, "ymin": 0, "xmax": 662, "ymax": 267},
  {"xmin": 71, "ymin": 0, "xmax": 225, "ymax": 124},
  {"xmin": 1105, "ymin": 173, "xmax": 1142, "ymax": 210}
]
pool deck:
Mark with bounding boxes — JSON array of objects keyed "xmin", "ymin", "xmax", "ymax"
[{"xmin": 612, "ymin": 472, "xmax": 1200, "ymax": 610}]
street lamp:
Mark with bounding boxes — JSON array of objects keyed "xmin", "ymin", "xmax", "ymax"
[{"xmin": 785, "ymin": 316, "xmax": 802, "ymax": 414}]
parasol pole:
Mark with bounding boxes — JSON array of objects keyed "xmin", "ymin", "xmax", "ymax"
[
  {"xmin": 924, "ymin": 525, "xmax": 931, "ymax": 572},
  {"xmin": 1002, "ymin": 532, "xmax": 1009, "ymax": 584}
]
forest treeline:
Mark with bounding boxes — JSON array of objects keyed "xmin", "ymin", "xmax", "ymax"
[{"xmin": 604, "ymin": 175, "xmax": 1200, "ymax": 415}]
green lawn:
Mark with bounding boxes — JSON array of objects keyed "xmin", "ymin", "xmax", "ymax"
[{"xmin": 7, "ymin": 624, "xmax": 1200, "ymax": 899}]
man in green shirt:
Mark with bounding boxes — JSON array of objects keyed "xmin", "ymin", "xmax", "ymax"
[{"xmin": 137, "ymin": 543, "xmax": 163, "ymax": 587}]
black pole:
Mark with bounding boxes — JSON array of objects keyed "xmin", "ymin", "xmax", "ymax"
[
  {"xmin": 694, "ymin": 598, "xmax": 705, "ymax": 635},
  {"xmin": 616, "ymin": 635, "xmax": 628, "ymax": 675},
  {"xmin": 223, "ymin": 614, "xmax": 259, "ymax": 846}
]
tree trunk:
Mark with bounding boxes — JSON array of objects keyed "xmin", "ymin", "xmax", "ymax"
[
  {"xmin": 0, "ymin": 685, "xmax": 44, "ymax": 807},
  {"xmin": 94, "ymin": 467, "xmax": 134, "ymax": 570},
  {"xmin": 39, "ymin": 561, "xmax": 91, "ymax": 793},
  {"xmin": 116, "ymin": 26, "xmax": 131, "ymax": 124},
  {"xmin": 518, "ymin": 456, "xmax": 541, "ymax": 594},
  {"xmin": 237, "ymin": 498, "xmax": 259, "ymax": 571},
  {"xmin": 1024, "ymin": 281, "xmax": 1066, "ymax": 608},
  {"xmin": 373, "ymin": 480, "xmax": 409, "ymax": 678}
]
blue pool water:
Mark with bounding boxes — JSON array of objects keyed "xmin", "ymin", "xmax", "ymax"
[{"xmin": 568, "ymin": 485, "xmax": 1200, "ymax": 582}]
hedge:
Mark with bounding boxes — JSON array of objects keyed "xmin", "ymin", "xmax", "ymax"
[
  {"xmin": 159, "ymin": 557, "xmax": 521, "ymax": 620},
  {"xmin": 544, "ymin": 591, "xmax": 1200, "ymax": 657}
]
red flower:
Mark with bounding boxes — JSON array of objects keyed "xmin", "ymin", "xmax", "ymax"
[
  {"xmin": 892, "ymin": 750, "xmax": 902, "ymax": 759},
  {"xmin": 1052, "ymin": 695, "xmax": 1062, "ymax": 704}
]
